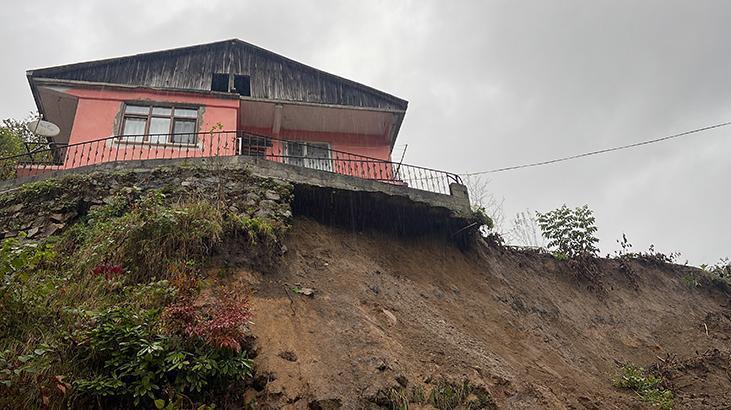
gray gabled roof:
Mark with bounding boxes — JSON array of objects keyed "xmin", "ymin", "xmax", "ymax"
[{"xmin": 27, "ymin": 39, "xmax": 408, "ymax": 112}]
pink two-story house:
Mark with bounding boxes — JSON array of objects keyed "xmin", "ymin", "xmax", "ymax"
[{"xmin": 23, "ymin": 39, "xmax": 408, "ymax": 180}]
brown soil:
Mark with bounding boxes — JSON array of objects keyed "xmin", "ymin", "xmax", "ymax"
[{"xmin": 224, "ymin": 217, "xmax": 731, "ymax": 409}]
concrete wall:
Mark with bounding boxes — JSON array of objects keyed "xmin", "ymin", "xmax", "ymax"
[{"xmin": 3, "ymin": 156, "xmax": 472, "ymax": 221}]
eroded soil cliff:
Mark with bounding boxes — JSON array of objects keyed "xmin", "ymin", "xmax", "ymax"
[{"xmin": 230, "ymin": 218, "xmax": 731, "ymax": 409}]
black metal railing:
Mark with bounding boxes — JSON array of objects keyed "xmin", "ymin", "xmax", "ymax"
[{"xmin": 1, "ymin": 131, "xmax": 462, "ymax": 195}]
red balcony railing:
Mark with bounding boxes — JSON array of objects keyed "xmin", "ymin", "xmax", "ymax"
[{"xmin": 1, "ymin": 131, "xmax": 462, "ymax": 195}]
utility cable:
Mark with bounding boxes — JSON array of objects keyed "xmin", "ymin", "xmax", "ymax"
[{"xmin": 461, "ymin": 120, "xmax": 731, "ymax": 176}]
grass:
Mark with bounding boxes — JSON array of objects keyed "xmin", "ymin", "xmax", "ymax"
[
  {"xmin": 69, "ymin": 192, "xmax": 225, "ymax": 281},
  {"xmin": 428, "ymin": 379, "xmax": 495, "ymax": 410},
  {"xmin": 375, "ymin": 379, "xmax": 495, "ymax": 410}
]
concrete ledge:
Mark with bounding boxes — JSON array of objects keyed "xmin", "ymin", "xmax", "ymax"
[{"xmin": 0, "ymin": 156, "xmax": 472, "ymax": 219}]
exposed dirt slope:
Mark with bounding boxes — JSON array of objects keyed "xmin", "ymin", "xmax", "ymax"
[{"xmin": 226, "ymin": 217, "xmax": 731, "ymax": 409}]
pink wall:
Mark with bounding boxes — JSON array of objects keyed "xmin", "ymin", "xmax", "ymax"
[
  {"xmin": 241, "ymin": 126, "xmax": 394, "ymax": 180},
  {"xmin": 242, "ymin": 126, "xmax": 391, "ymax": 161},
  {"xmin": 54, "ymin": 88, "xmax": 239, "ymax": 169},
  {"xmin": 22, "ymin": 86, "xmax": 397, "ymax": 182}
]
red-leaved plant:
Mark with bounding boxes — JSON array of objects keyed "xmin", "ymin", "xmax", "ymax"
[
  {"xmin": 163, "ymin": 291, "xmax": 252, "ymax": 352},
  {"xmin": 92, "ymin": 263, "xmax": 124, "ymax": 281}
]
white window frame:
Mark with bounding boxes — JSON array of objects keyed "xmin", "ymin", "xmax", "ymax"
[
  {"xmin": 284, "ymin": 141, "xmax": 333, "ymax": 172},
  {"xmin": 119, "ymin": 103, "xmax": 199, "ymax": 145}
]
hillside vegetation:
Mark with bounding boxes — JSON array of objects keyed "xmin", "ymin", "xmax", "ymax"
[
  {"xmin": 0, "ymin": 169, "xmax": 292, "ymax": 409},
  {"xmin": 1, "ymin": 169, "xmax": 730, "ymax": 409}
]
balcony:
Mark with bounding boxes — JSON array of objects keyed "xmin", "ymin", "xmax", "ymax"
[{"xmin": 1, "ymin": 131, "xmax": 462, "ymax": 195}]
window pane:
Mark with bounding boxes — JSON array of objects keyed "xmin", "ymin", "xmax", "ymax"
[
  {"xmin": 307, "ymin": 143, "xmax": 330, "ymax": 159},
  {"xmin": 151, "ymin": 106, "xmax": 172, "ymax": 116},
  {"xmin": 121, "ymin": 117, "xmax": 146, "ymax": 142},
  {"xmin": 172, "ymin": 120, "xmax": 197, "ymax": 144},
  {"xmin": 287, "ymin": 142, "xmax": 304, "ymax": 157},
  {"xmin": 125, "ymin": 105, "xmax": 149, "ymax": 115},
  {"xmin": 148, "ymin": 117, "xmax": 171, "ymax": 143},
  {"xmin": 174, "ymin": 108, "xmax": 198, "ymax": 118},
  {"xmin": 305, "ymin": 143, "xmax": 332, "ymax": 171},
  {"xmin": 286, "ymin": 142, "xmax": 304, "ymax": 166}
]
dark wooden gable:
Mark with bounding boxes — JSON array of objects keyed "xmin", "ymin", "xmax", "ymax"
[{"xmin": 28, "ymin": 39, "xmax": 407, "ymax": 111}]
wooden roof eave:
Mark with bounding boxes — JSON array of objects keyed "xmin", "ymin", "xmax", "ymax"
[
  {"xmin": 25, "ymin": 39, "xmax": 409, "ymax": 111},
  {"xmin": 30, "ymin": 77, "xmax": 408, "ymax": 116},
  {"xmin": 26, "ymin": 72, "xmax": 45, "ymax": 119},
  {"xmin": 29, "ymin": 77, "xmax": 241, "ymax": 101}
]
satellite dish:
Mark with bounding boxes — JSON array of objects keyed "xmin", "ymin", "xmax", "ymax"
[{"xmin": 27, "ymin": 119, "xmax": 60, "ymax": 137}]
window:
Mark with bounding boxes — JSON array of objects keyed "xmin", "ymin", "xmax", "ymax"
[
  {"xmin": 285, "ymin": 141, "xmax": 332, "ymax": 171},
  {"xmin": 120, "ymin": 104, "xmax": 198, "ymax": 144},
  {"xmin": 233, "ymin": 75, "xmax": 251, "ymax": 96},
  {"xmin": 211, "ymin": 73, "xmax": 251, "ymax": 96},
  {"xmin": 238, "ymin": 134, "xmax": 271, "ymax": 157},
  {"xmin": 211, "ymin": 73, "xmax": 229, "ymax": 92}
]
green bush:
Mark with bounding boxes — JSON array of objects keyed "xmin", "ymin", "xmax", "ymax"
[
  {"xmin": 227, "ymin": 213, "xmax": 277, "ymax": 245},
  {"xmin": 429, "ymin": 379, "xmax": 495, "ymax": 409},
  {"xmin": 613, "ymin": 365, "xmax": 674, "ymax": 409},
  {"xmin": 537, "ymin": 205, "xmax": 599, "ymax": 258},
  {"xmin": 701, "ymin": 257, "xmax": 730, "ymax": 279},
  {"xmin": 0, "ymin": 126, "xmax": 24, "ymax": 180},
  {"xmin": 373, "ymin": 379, "xmax": 495, "ymax": 410},
  {"xmin": 0, "ymin": 237, "xmax": 59, "ymax": 339},
  {"xmin": 0, "ymin": 116, "xmax": 55, "ymax": 180},
  {"xmin": 72, "ymin": 306, "xmax": 252, "ymax": 407},
  {"xmin": 471, "ymin": 206, "xmax": 495, "ymax": 231}
]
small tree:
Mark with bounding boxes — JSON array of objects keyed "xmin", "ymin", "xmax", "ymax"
[
  {"xmin": 537, "ymin": 204, "xmax": 599, "ymax": 258},
  {"xmin": 0, "ymin": 125, "xmax": 24, "ymax": 180},
  {"xmin": 0, "ymin": 114, "xmax": 46, "ymax": 180}
]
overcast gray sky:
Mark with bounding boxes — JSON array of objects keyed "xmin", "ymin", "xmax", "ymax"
[{"xmin": 1, "ymin": 0, "xmax": 729, "ymax": 265}]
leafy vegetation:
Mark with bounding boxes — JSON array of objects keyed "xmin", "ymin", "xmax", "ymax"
[
  {"xmin": 67, "ymin": 191, "xmax": 225, "ymax": 281},
  {"xmin": 72, "ymin": 306, "xmax": 252, "ymax": 406},
  {"xmin": 471, "ymin": 205, "xmax": 496, "ymax": 238},
  {"xmin": 701, "ymin": 257, "xmax": 730, "ymax": 281},
  {"xmin": 374, "ymin": 379, "xmax": 495, "ymax": 410},
  {"xmin": 0, "ymin": 115, "xmax": 53, "ymax": 180},
  {"xmin": 0, "ymin": 187, "xmax": 289, "ymax": 408},
  {"xmin": 163, "ymin": 291, "xmax": 253, "ymax": 353},
  {"xmin": 681, "ymin": 273, "xmax": 701, "ymax": 288},
  {"xmin": 0, "ymin": 122, "xmax": 24, "ymax": 180},
  {"xmin": 613, "ymin": 365, "xmax": 674, "ymax": 409},
  {"xmin": 612, "ymin": 233, "xmax": 681, "ymax": 265},
  {"xmin": 537, "ymin": 204, "xmax": 599, "ymax": 259},
  {"xmin": 226, "ymin": 212, "xmax": 277, "ymax": 245},
  {"xmin": 428, "ymin": 379, "xmax": 495, "ymax": 409}
]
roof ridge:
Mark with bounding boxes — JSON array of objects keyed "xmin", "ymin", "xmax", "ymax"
[{"xmin": 26, "ymin": 39, "xmax": 237, "ymax": 76}]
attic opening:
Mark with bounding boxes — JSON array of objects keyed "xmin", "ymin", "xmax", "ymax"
[
  {"xmin": 210, "ymin": 73, "xmax": 251, "ymax": 96},
  {"xmin": 233, "ymin": 75, "xmax": 251, "ymax": 96},
  {"xmin": 211, "ymin": 73, "xmax": 229, "ymax": 92}
]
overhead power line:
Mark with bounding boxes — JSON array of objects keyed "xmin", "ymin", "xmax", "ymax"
[{"xmin": 460, "ymin": 120, "xmax": 731, "ymax": 176}]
